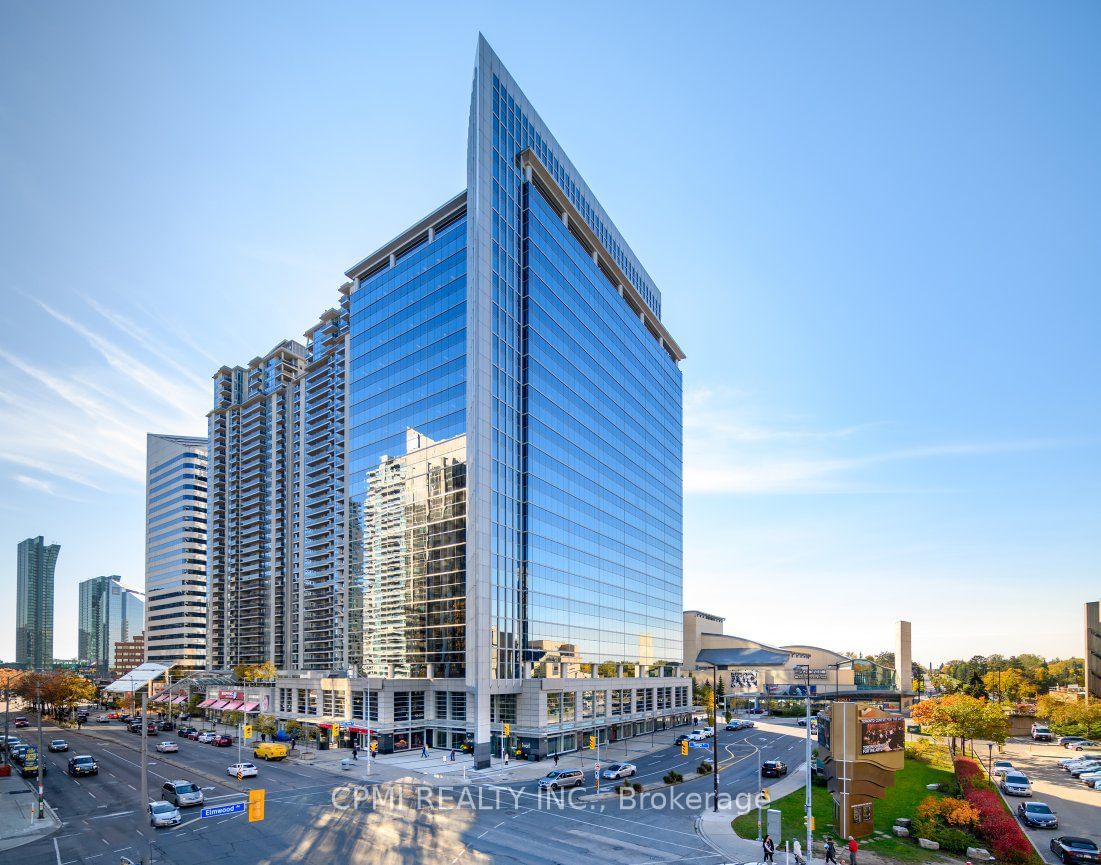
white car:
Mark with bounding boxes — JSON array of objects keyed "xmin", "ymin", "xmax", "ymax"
[
  {"xmin": 686, "ymin": 730, "xmax": 711, "ymax": 742},
  {"xmin": 148, "ymin": 800, "xmax": 181, "ymax": 828},
  {"xmin": 156, "ymin": 741, "xmax": 179, "ymax": 753},
  {"xmin": 227, "ymin": 762, "xmax": 258, "ymax": 778},
  {"xmin": 601, "ymin": 762, "xmax": 637, "ymax": 780},
  {"xmin": 197, "ymin": 732, "xmax": 216, "ymax": 744},
  {"xmin": 992, "ymin": 760, "xmax": 1014, "ymax": 777},
  {"xmin": 96, "ymin": 715, "xmax": 109, "ymax": 723}
]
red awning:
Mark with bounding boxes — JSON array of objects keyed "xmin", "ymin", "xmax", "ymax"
[
  {"xmin": 347, "ymin": 726, "xmax": 372, "ymax": 734},
  {"xmin": 208, "ymin": 700, "xmax": 229, "ymax": 710},
  {"xmin": 171, "ymin": 696, "xmax": 187, "ymax": 705},
  {"xmin": 221, "ymin": 701, "xmax": 243, "ymax": 711},
  {"xmin": 240, "ymin": 702, "xmax": 260, "ymax": 713},
  {"xmin": 151, "ymin": 692, "xmax": 169, "ymax": 702},
  {"xmin": 197, "ymin": 698, "xmax": 217, "ymax": 708}
]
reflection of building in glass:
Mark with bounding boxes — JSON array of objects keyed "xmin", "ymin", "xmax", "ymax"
[
  {"xmin": 78, "ymin": 575, "xmax": 144, "ymax": 675},
  {"xmin": 360, "ymin": 430, "xmax": 466, "ymax": 679}
]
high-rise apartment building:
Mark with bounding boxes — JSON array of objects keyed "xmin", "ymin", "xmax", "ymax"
[
  {"xmin": 207, "ymin": 39, "xmax": 688, "ymax": 765},
  {"xmin": 144, "ymin": 434, "xmax": 208, "ymax": 671},
  {"xmin": 1087, "ymin": 601, "xmax": 1101, "ymax": 701},
  {"xmin": 78, "ymin": 574, "xmax": 145, "ymax": 676},
  {"xmin": 16, "ymin": 536, "xmax": 59, "ymax": 669}
]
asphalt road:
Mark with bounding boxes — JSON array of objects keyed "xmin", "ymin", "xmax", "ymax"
[{"xmin": 9, "ymin": 714, "xmax": 809, "ymax": 865}]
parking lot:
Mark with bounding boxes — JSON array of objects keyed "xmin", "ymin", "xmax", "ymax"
[{"xmin": 996, "ymin": 737, "xmax": 1101, "ymax": 864}]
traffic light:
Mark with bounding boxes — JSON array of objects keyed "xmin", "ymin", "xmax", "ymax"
[
  {"xmin": 762, "ymin": 788, "xmax": 771, "ymax": 802},
  {"xmin": 503, "ymin": 723, "xmax": 510, "ymax": 738},
  {"xmin": 243, "ymin": 724, "xmax": 253, "ymax": 740},
  {"xmin": 248, "ymin": 788, "xmax": 265, "ymax": 823},
  {"xmin": 588, "ymin": 735, "xmax": 596, "ymax": 750},
  {"xmin": 681, "ymin": 739, "xmax": 689, "ymax": 755}
]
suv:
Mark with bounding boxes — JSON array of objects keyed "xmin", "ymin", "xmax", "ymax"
[
  {"xmin": 13, "ymin": 717, "xmax": 29, "ymax": 729},
  {"xmin": 161, "ymin": 780, "xmax": 204, "ymax": 807},
  {"xmin": 68, "ymin": 755, "xmax": 99, "ymax": 776},
  {"xmin": 762, "ymin": 760, "xmax": 788, "ymax": 778},
  {"xmin": 1001, "ymin": 771, "xmax": 1032, "ymax": 796},
  {"xmin": 1032, "ymin": 724, "xmax": 1053, "ymax": 742},
  {"xmin": 538, "ymin": 769, "xmax": 584, "ymax": 791}
]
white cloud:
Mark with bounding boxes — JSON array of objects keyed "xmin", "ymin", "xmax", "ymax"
[{"xmin": 15, "ymin": 474, "xmax": 55, "ymax": 495}]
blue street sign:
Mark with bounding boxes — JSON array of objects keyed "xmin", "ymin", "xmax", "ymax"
[
  {"xmin": 201, "ymin": 802, "xmax": 246, "ymax": 819},
  {"xmin": 688, "ymin": 741, "xmax": 710, "ymax": 749}
]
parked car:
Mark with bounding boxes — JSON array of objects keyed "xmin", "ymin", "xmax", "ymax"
[
  {"xmin": 1031, "ymin": 724, "xmax": 1054, "ymax": 742},
  {"xmin": 1049, "ymin": 837, "xmax": 1100, "ymax": 864},
  {"xmin": 1068, "ymin": 762, "xmax": 1101, "ymax": 778},
  {"xmin": 1061, "ymin": 737, "xmax": 1091, "ymax": 748},
  {"xmin": 601, "ymin": 763, "xmax": 637, "ymax": 780},
  {"xmin": 1060, "ymin": 756, "xmax": 1098, "ymax": 769},
  {"xmin": 10, "ymin": 745, "xmax": 29, "ymax": 763},
  {"xmin": 158, "ymin": 720, "xmax": 175, "ymax": 731},
  {"xmin": 13, "ymin": 717, "xmax": 29, "ymax": 729},
  {"xmin": 2, "ymin": 736, "xmax": 21, "ymax": 751},
  {"xmin": 1069, "ymin": 741, "xmax": 1098, "ymax": 751},
  {"xmin": 226, "ymin": 762, "xmax": 258, "ymax": 779},
  {"xmin": 1078, "ymin": 772, "xmax": 1101, "ymax": 785},
  {"xmin": 48, "ymin": 739, "xmax": 68, "ymax": 752},
  {"xmin": 1018, "ymin": 801, "xmax": 1058, "ymax": 829},
  {"xmin": 1000, "ymin": 771, "xmax": 1032, "ymax": 796},
  {"xmin": 96, "ymin": 714, "xmax": 109, "ymax": 723},
  {"xmin": 187, "ymin": 730, "xmax": 202, "ymax": 741},
  {"xmin": 212, "ymin": 735, "xmax": 233, "ymax": 747},
  {"xmin": 161, "ymin": 780, "xmax": 204, "ymax": 808},
  {"xmin": 762, "ymin": 760, "xmax": 788, "ymax": 778},
  {"xmin": 68, "ymin": 755, "xmax": 98, "ymax": 776},
  {"xmin": 725, "ymin": 721, "xmax": 747, "ymax": 731},
  {"xmin": 106, "ymin": 712, "xmax": 120, "ymax": 720},
  {"xmin": 686, "ymin": 730, "xmax": 711, "ymax": 742},
  {"xmin": 197, "ymin": 732, "xmax": 216, "ymax": 744},
  {"xmin": 148, "ymin": 800, "xmax": 181, "ymax": 828},
  {"xmin": 538, "ymin": 769, "xmax": 584, "ymax": 791},
  {"xmin": 178, "ymin": 727, "xmax": 198, "ymax": 739},
  {"xmin": 253, "ymin": 742, "xmax": 288, "ymax": 761},
  {"xmin": 992, "ymin": 760, "xmax": 1015, "ymax": 777},
  {"xmin": 155, "ymin": 741, "xmax": 179, "ymax": 753},
  {"xmin": 178, "ymin": 713, "xmax": 191, "ymax": 721}
]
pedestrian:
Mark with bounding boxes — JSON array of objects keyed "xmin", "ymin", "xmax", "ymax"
[
  {"xmin": 352, "ymin": 744, "xmax": 359, "ymax": 761},
  {"xmin": 847, "ymin": 836, "xmax": 858, "ymax": 865},
  {"xmin": 793, "ymin": 839, "xmax": 805, "ymax": 865},
  {"xmin": 291, "ymin": 736, "xmax": 297, "ymax": 751},
  {"xmin": 553, "ymin": 752, "xmax": 559, "ymax": 767},
  {"xmin": 504, "ymin": 751, "xmax": 510, "ymax": 766},
  {"xmin": 449, "ymin": 748, "xmax": 456, "ymax": 762},
  {"xmin": 421, "ymin": 744, "xmax": 428, "ymax": 758},
  {"xmin": 825, "ymin": 837, "xmax": 838, "ymax": 865},
  {"xmin": 763, "ymin": 834, "xmax": 775, "ymax": 864}
]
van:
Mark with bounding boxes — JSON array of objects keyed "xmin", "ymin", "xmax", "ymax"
[
  {"xmin": 253, "ymin": 742, "xmax": 288, "ymax": 761},
  {"xmin": 1031, "ymin": 724, "xmax": 1053, "ymax": 742}
]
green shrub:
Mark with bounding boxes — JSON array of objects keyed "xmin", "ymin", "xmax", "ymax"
[
  {"xmin": 632, "ymin": 781, "xmax": 643, "ymax": 793},
  {"xmin": 930, "ymin": 827, "xmax": 976, "ymax": 854},
  {"xmin": 698, "ymin": 761, "xmax": 713, "ymax": 774},
  {"xmin": 663, "ymin": 770, "xmax": 683, "ymax": 785}
]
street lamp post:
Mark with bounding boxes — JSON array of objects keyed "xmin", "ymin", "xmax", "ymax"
[
  {"xmin": 756, "ymin": 735, "xmax": 764, "ymax": 841},
  {"xmin": 801, "ymin": 666, "xmax": 814, "ymax": 864},
  {"xmin": 36, "ymin": 681, "xmax": 45, "ymax": 818},
  {"xmin": 700, "ymin": 662, "xmax": 721, "ymax": 813},
  {"xmin": 986, "ymin": 742, "xmax": 994, "ymax": 778}
]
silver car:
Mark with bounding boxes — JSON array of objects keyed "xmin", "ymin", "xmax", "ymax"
[
  {"xmin": 161, "ymin": 780, "xmax": 204, "ymax": 807},
  {"xmin": 148, "ymin": 800, "xmax": 181, "ymax": 828},
  {"xmin": 601, "ymin": 762, "xmax": 637, "ymax": 780},
  {"xmin": 1000, "ymin": 772, "xmax": 1031, "ymax": 796}
]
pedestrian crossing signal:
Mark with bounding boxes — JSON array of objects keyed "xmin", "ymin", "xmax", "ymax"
[
  {"xmin": 503, "ymin": 723, "xmax": 510, "ymax": 738},
  {"xmin": 588, "ymin": 736, "xmax": 596, "ymax": 750},
  {"xmin": 681, "ymin": 740, "xmax": 689, "ymax": 755}
]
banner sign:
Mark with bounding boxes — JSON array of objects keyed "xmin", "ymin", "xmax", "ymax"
[{"xmin": 860, "ymin": 717, "xmax": 904, "ymax": 754}]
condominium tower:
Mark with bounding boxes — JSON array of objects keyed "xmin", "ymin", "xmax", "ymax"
[
  {"xmin": 144, "ymin": 434, "xmax": 208, "ymax": 671},
  {"xmin": 78, "ymin": 574, "xmax": 145, "ymax": 676},
  {"xmin": 207, "ymin": 38, "xmax": 687, "ymax": 766},
  {"xmin": 1087, "ymin": 601, "xmax": 1101, "ymax": 701},
  {"xmin": 15, "ymin": 536, "xmax": 59, "ymax": 669}
]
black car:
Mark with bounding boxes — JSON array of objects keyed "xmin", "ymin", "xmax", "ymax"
[
  {"xmin": 178, "ymin": 726, "xmax": 198, "ymax": 738},
  {"xmin": 159, "ymin": 720, "xmax": 175, "ymax": 731},
  {"xmin": 1051, "ymin": 838, "xmax": 1101, "ymax": 865},
  {"xmin": 68, "ymin": 755, "xmax": 99, "ymax": 776},
  {"xmin": 762, "ymin": 760, "xmax": 788, "ymax": 778},
  {"xmin": 1018, "ymin": 801, "xmax": 1058, "ymax": 829}
]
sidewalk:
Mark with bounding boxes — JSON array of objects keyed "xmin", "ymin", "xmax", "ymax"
[
  {"xmin": 0, "ymin": 772, "xmax": 61, "ymax": 853},
  {"xmin": 697, "ymin": 762, "xmax": 809, "ymax": 862}
]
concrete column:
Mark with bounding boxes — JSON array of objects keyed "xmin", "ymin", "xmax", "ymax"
[
  {"xmin": 524, "ymin": 164, "xmax": 533, "ymax": 182},
  {"xmin": 895, "ymin": 621, "xmax": 912, "ymax": 694},
  {"xmin": 427, "ymin": 227, "xmax": 435, "ymax": 244},
  {"xmin": 388, "ymin": 252, "xmax": 396, "ymax": 268},
  {"xmin": 561, "ymin": 211, "xmax": 569, "ymax": 228}
]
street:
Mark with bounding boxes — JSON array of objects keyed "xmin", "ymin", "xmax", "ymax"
[{"xmin": 9, "ymin": 714, "xmax": 809, "ymax": 865}]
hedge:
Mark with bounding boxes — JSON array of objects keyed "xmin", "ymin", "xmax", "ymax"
[{"xmin": 954, "ymin": 758, "xmax": 1036, "ymax": 864}]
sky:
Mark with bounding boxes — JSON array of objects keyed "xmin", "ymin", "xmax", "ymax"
[{"xmin": 1, "ymin": 2, "xmax": 1098, "ymax": 666}]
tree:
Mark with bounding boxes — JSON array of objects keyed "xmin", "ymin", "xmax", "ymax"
[
  {"xmin": 982, "ymin": 668, "xmax": 1036, "ymax": 703},
  {"xmin": 255, "ymin": 714, "xmax": 278, "ymax": 739},
  {"xmin": 911, "ymin": 694, "xmax": 1009, "ymax": 752},
  {"xmin": 283, "ymin": 718, "xmax": 302, "ymax": 741}
]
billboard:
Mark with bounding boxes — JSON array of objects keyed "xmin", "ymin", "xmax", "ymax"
[
  {"xmin": 860, "ymin": 716, "xmax": 904, "ymax": 754},
  {"xmin": 817, "ymin": 716, "xmax": 831, "ymax": 750},
  {"xmin": 766, "ymin": 684, "xmax": 818, "ymax": 696},
  {"xmin": 730, "ymin": 670, "xmax": 758, "ymax": 691}
]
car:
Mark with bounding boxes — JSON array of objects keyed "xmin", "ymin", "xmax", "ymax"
[
  {"xmin": 148, "ymin": 800, "xmax": 181, "ymax": 828},
  {"xmin": 10, "ymin": 745, "xmax": 29, "ymax": 762},
  {"xmin": 1031, "ymin": 724, "xmax": 1054, "ymax": 742},
  {"xmin": 226, "ymin": 762, "xmax": 258, "ymax": 778},
  {"xmin": 1018, "ymin": 801, "xmax": 1058, "ymax": 829},
  {"xmin": 992, "ymin": 760, "xmax": 1015, "ymax": 777},
  {"xmin": 253, "ymin": 742, "xmax": 288, "ymax": 761},
  {"xmin": 197, "ymin": 732, "xmax": 216, "ymax": 744},
  {"xmin": 601, "ymin": 763, "xmax": 637, "ymax": 780},
  {"xmin": 538, "ymin": 769, "xmax": 584, "ymax": 791},
  {"xmin": 212, "ymin": 735, "xmax": 233, "ymax": 747},
  {"xmin": 178, "ymin": 726, "xmax": 198, "ymax": 738},
  {"xmin": 155, "ymin": 741, "xmax": 179, "ymax": 753},
  {"xmin": 1060, "ymin": 756, "xmax": 1098, "ymax": 769},
  {"xmin": 178, "ymin": 713, "xmax": 191, "ymax": 721},
  {"xmin": 1000, "ymin": 771, "xmax": 1032, "ymax": 796},
  {"xmin": 158, "ymin": 720, "xmax": 175, "ymax": 731},
  {"xmin": 748, "ymin": 708, "xmax": 765, "ymax": 714},
  {"xmin": 187, "ymin": 730, "xmax": 202, "ymax": 741},
  {"xmin": 96, "ymin": 714, "xmax": 109, "ymax": 723},
  {"xmin": 1079, "ymin": 772, "xmax": 1101, "ymax": 785},
  {"xmin": 1050, "ymin": 837, "xmax": 1100, "ymax": 864},
  {"xmin": 1070, "ymin": 741, "xmax": 1098, "ymax": 751},
  {"xmin": 725, "ymin": 722, "xmax": 746, "ymax": 731},
  {"xmin": 1061, "ymin": 737, "xmax": 1091, "ymax": 748},
  {"xmin": 762, "ymin": 760, "xmax": 788, "ymax": 778},
  {"xmin": 107, "ymin": 712, "xmax": 119, "ymax": 720},
  {"xmin": 68, "ymin": 755, "xmax": 99, "ymax": 776},
  {"xmin": 48, "ymin": 739, "xmax": 68, "ymax": 752},
  {"xmin": 119, "ymin": 714, "xmax": 131, "ymax": 722},
  {"xmin": 2, "ymin": 736, "xmax": 21, "ymax": 751},
  {"xmin": 686, "ymin": 730, "xmax": 711, "ymax": 742},
  {"xmin": 13, "ymin": 717, "xmax": 29, "ymax": 728},
  {"xmin": 161, "ymin": 780, "xmax": 204, "ymax": 807},
  {"xmin": 1069, "ymin": 762, "xmax": 1101, "ymax": 778}
]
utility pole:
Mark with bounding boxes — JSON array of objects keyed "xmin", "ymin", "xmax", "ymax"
[
  {"xmin": 36, "ymin": 680, "xmax": 44, "ymax": 818},
  {"xmin": 140, "ymin": 691, "xmax": 149, "ymax": 810},
  {"xmin": 757, "ymin": 737, "xmax": 764, "ymax": 841},
  {"xmin": 803, "ymin": 666, "xmax": 814, "ymax": 863},
  {"xmin": 711, "ymin": 663, "xmax": 720, "ymax": 813},
  {"xmin": 2, "ymin": 674, "xmax": 11, "ymax": 767}
]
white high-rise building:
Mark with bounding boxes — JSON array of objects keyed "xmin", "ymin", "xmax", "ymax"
[{"xmin": 144, "ymin": 433, "xmax": 208, "ymax": 671}]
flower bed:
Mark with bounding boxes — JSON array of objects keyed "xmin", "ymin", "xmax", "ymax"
[{"xmin": 954, "ymin": 757, "xmax": 1038, "ymax": 864}]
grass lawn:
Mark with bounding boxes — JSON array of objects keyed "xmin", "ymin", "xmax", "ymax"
[{"xmin": 731, "ymin": 746, "xmax": 961, "ymax": 863}]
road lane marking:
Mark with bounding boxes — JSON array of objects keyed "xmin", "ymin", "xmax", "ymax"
[
  {"xmin": 88, "ymin": 811, "xmax": 134, "ymax": 820},
  {"xmin": 53, "ymin": 837, "xmax": 62, "ymax": 865},
  {"xmin": 87, "ymin": 791, "xmax": 97, "ymax": 800}
]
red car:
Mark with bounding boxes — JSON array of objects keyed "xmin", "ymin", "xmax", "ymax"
[
  {"xmin": 107, "ymin": 712, "xmax": 120, "ymax": 720},
  {"xmin": 187, "ymin": 730, "xmax": 202, "ymax": 740},
  {"xmin": 13, "ymin": 717, "xmax": 29, "ymax": 728},
  {"xmin": 212, "ymin": 735, "xmax": 233, "ymax": 747}
]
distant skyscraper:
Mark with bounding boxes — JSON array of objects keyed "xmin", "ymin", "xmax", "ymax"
[
  {"xmin": 206, "ymin": 38, "xmax": 687, "ymax": 767},
  {"xmin": 1087, "ymin": 601, "xmax": 1101, "ymax": 701},
  {"xmin": 144, "ymin": 434, "xmax": 208, "ymax": 671},
  {"xmin": 78, "ymin": 574, "xmax": 144, "ymax": 675},
  {"xmin": 16, "ymin": 536, "xmax": 59, "ymax": 669}
]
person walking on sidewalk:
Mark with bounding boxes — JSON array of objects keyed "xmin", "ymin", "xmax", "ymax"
[
  {"xmin": 793, "ymin": 839, "xmax": 805, "ymax": 865},
  {"xmin": 825, "ymin": 837, "xmax": 838, "ymax": 865},
  {"xmin": 553, "ymin": 753, "xmax": 559, "ymax": 767},
  {"xmin": 763, "ymin": 834, "xmax": 776, "ymax": 864},
  {"xmin": 449, "ymin": 748, "xmax": 456, "ymax": 762},
  {"xmin": 421, "ymin": 744, "xmax": 428, "ymax": 758},
  {"xmin": 352, "ymin": 744, "xmax": 358, "ymax": 761},
  {"xmin": 847, "ymin": 836, "xmax": 858, "ymax": 865},
  {"xmin": 504, "ymin": 751, "xmax": 509, "ymax": 766}
]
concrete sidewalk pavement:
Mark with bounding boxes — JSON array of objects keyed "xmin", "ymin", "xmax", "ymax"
[{"xmin": 0, "ymin": 773, "xmax": 61, "ymax": 853}]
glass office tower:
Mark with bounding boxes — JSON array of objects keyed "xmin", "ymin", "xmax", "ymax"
[
  {"xmin": 15, "ymin": 535, "xmax": 59, "ymax": 669},
  {"xmin": 78, "ymin": 574, "xmax": 144, "ymax": 676},
  {"xmin": 211, "ymin": 38, "xmax": 688, "ymax": 764}
]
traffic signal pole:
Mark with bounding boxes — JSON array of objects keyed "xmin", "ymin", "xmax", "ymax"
[{"xmin": 36, "ymin": 681, "xmax": 44, "ymax": 819}]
